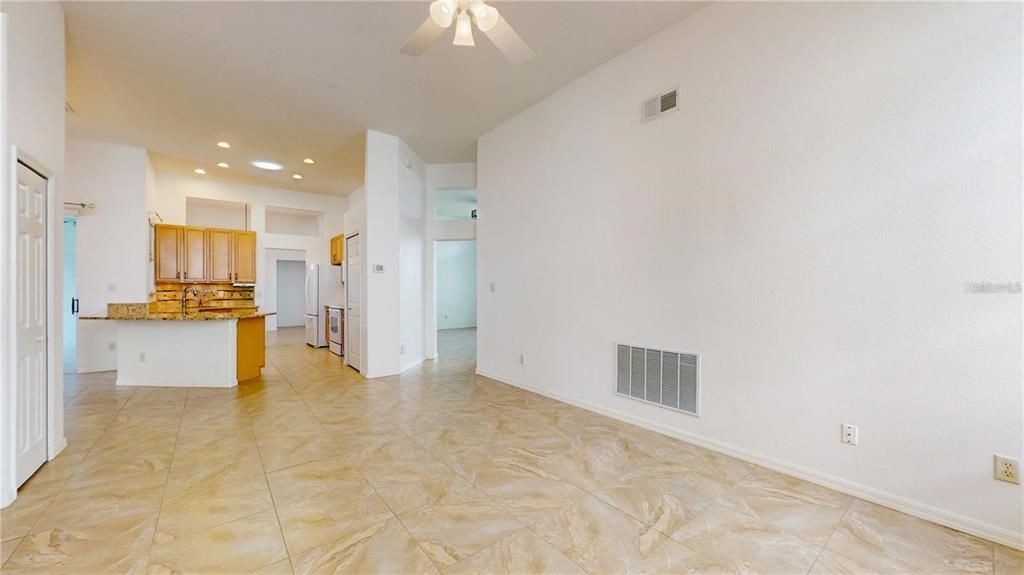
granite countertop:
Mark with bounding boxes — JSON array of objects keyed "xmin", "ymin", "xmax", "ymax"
[{"xmin": 80, "ymin": 312, "xmax": 276, "ymax": 321}]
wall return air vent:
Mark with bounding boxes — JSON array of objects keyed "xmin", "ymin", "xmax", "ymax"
[
  {"xmin": 642, "ymin": 88, "xmax": 678, "ymax": 122},
  {"xmin": 616, "ymin": 344, "xmax": 699, "ymax": 416}
]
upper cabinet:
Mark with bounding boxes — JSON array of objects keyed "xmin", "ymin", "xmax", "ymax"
[
  {"xmin": 183, "ymin": 227, "xmax": 207, "ymax": 282},
  {"xmin": 233, "ymin": 231, "xmax": 256, "ymax": 283},
  {"xmin": 207, "ymin": 229, "xmax": 234, "ymax": 283},
  {"xmin": 153, "ymin": 224, "xmax": 257, "ymax": 284},
  {"xmin": 155, "ymin": 225, "xmax": 183, "ymax": 282},
  {"xmin": 330, "ymin": 234, "xmax": 345, "ymax": 265}
]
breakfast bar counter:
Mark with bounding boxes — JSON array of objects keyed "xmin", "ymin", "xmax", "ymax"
[{"xmin": 80, "ymin": 312, "xmax": 274, "ymax": 387}]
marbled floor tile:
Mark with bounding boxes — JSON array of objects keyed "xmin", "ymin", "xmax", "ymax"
[
  {"xmin": 5, "ymin": 510, "xmax": 156, "ymax": 574},
  {"xmin": 30, "ymin": 466, "xmax": 165, "ymax": 535},
  {"xmin": 290, "ymin": 516, "xmax": 438, "ymax": 575},
  {"xmin": 0, "ymin": 470, "xmax": 67, "ymax": 540},
  {"xmin": 371, "ymin": 469, "xmax": 480, "ymax": 516},
  {"xmin": 265, "ymin": 455, "xmax": 365, "ymax": 507},
  {"xmin": 254, "ymin": 558, "xmax": 296, "ymax": 574},
  {"xmin": 399, "ymin": 489, "xmax": 524, "ymax": 568},
  {"xmin": 155, "ymin": 462, "xmax": 274, "ymax": 541},
  {"xmin": 995, "ymin": 544, "xmax": 1024, "ymax": 575},
  {"xmin": 443, "ymin": 528, "xmax": 586, "ymax": 575},
  {"xmin": 523, "ymin": 484, "xmax": 712, "ymax": 575},
  {"xmin": 2, "ymin": 537, "xmax": 23, "ymax": 564},
  {"xmin": 146, "ymin": 509, "xmax": 288, "ymax": 574},
  {"xmin": 254, "ymin": 429, "xmax": 342, "ymax": 472},
  {"xmin": 274, "ymin": 481, "xmax": 393, "ymax": 556},
  {"xmin": 668, "ymin": 500, "xmax": 822, "ymax": 575},
  {"xmin": 824, "ymin": 500, "xmax": 993, "ymax": 574},
  {"xmin": 712, "ymin": 467, "xmax": 853, "ymax": 547}
]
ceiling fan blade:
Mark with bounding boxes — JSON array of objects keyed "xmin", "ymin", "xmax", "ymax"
[
  {"xmin": 482, "ymin": 14, "xmax": 534, "ymax": 65},
  {"xmin": 400, "ymin": 16, "xmax": 447, "ymax": 56}
]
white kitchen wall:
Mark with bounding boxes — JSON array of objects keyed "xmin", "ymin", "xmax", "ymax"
[
  {"xmin": 424, "ymin": 163, "xmax": 476, "ymax": 358},
  {"xmin": 436, "ymin": 240, "xmax": 476, "ymax": 330},
  {"xmin": 65, "ymin": 139, "xmax": 150, "ymax": 372},
  {"xmin": 275, "ymin": 259, "xmax": 306, "ymax": 327},
  {"xmin": 150, "ymin": 171, "xmax": 347, "ymax": 325},
  {"xmin": 185, "ymin": 197, "xmax": 247, "ymax": 230},
  {"xmin": 0, "ymin": 0, "xmax": 67, "ymax": 508},
  {"xmin": 477, "ymin": 2, "xmax": 1022, "ymax": 547}
]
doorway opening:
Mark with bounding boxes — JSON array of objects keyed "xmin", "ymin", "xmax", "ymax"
[
  {"xmin": 435, "ymin": 239, "xmax": 476, "ymax": 361},
  {"xmin": 63, "ymin": 214, "xmax": 78, "ymax": 373},
  {"xmin": 276, "ymin": 259, "xmax": 306, "ymax": 328}
]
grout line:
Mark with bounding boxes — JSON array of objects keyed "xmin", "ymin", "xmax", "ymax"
[
  {"xmin": 12, "ymin": 382, "xmax": 140, "ymax": 545},
  {"xmin": 805, "ymin": 497, "xmax": 856, "ymax": 574},
  {"xmin": 140, "ymin": 387, "xmax": 191, "ymax": 570}
]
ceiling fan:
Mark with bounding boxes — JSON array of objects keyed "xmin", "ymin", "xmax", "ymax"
[{"xmin": 400, "ymin": 0, "xmax": 535, "ymax": 65}]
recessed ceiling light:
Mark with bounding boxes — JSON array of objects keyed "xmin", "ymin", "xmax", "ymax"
[
  {"xmin": 251, "ymin": 160, "xmax": 283, "ymax": 171},
  {"xmin": 216, "ymin": 141, "xmax": 231, "ymax": 149},
  {"xmin": 303, "ymin": 158, "xmax": 315, "ymax": 165},
  {"xmin": 194, "ymin": 168, "xmax": 207, "ymax": 175},
  {"xmin": 217, "ymin": 162, "xmax": 229, "ymax": 168},
  {"xmin": 292, "ymin": 174, "xmax": 303, "ymax": 180}
]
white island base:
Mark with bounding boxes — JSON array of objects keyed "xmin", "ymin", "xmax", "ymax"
[{"xmin": 115, "ymin": 319, "xmax": 240, "ymax": 388}]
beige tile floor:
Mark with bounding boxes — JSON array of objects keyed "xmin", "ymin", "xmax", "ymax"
[{"xmin": 0, "ymin": 327, "xmax": 1020, "ymax": 574}]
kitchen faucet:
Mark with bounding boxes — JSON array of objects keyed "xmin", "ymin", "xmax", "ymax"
[{"xmin": 181, "ymin": 285, "xmax": 199, "ymax": 319}]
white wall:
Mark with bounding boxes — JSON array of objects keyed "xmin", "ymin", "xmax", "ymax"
[
  {"xmin": 362, "ymin": 131, "xmax": 402, "ymax": 377},
  {"xmin": 398, "ymin": 139, "xmax": 426, "ymax": 372},
  {"xmin": 0, "ymin": 1, "xmax": 67, "ymax": 508},
  {"xmin": 65, "ymin": 139, "xmax": 150, "ymax": 372},
  {"xmin": 436, "ymin": 240, "xmax": 476, "ymax": 330},
  {"xmin": 275, "ymin": 260, "xmax": 306, "ymax": 327},
  {"xmin": 477, "ymin": 2, "xmax": 1023, "ymax": 548},
  {"xmin": 361, "ymin": 130, "xmax": 427, "ymax": 376},
  {"xmin": 425, "ymin": 163, "xmax": 476, "ymax": 358},
  {"xmin": 151, "ymin": 171, "xmax": 347, "ymax": 325},
  {"xmin": 185, "ymin": 197, "xmax": 247, "ymax": 230}
]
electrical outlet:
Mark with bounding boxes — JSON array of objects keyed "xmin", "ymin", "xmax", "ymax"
[
  {"xmin": 519, "ymin": 353, "xmax": 525, "ymax": 365},
  {"xmin": 841, "ymin": 423, "xmax": 858, "ymax": 445},
  {"xmin": 994, "ymin": 455, "xmax": 1020, "ymax": 484}
]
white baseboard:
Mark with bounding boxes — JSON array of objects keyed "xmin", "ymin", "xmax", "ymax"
[
  {"xmin": 75, "ymin": 364, "xmax": 115, "ymax": 374},
  {"xmin": 115, "ymin": 376, "xmax": 237, "ymax": 388},
  {"xmin": 475, "ymin": 368, "xmax": 1024, "ymax": 551}
]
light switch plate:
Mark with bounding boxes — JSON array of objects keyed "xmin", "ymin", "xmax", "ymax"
[{"xmin": 373, "ymin": 264, "xmax": 384, "ymax": 273}]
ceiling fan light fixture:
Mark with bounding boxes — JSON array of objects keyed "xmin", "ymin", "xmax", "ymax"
[
  {"xmin": 452, "ymin": 10, "xmax": 475, "ymax": 46},
  {"xmin": 429, "ymin": 0, "xmax": 455, "ymax": 28},
  {"xmin": 471, "ymin": 2, "xmax": 499, "ymax": 32}
]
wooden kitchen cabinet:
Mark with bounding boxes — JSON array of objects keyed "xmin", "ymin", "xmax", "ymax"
[
  {"xmin": 183, "ymin": 227, "xmax": 207, "ymax": 282},
  {"xmin": 330, "ymin": 234, "xmax": 345, "ymax": 265},
  {"xmin": 154, "ymin": 224, "xmax": 183, "ymax": 282},
  {"xmin": 153, "ymin": 224, "xmax": 258, "ymax": 284},
  {"xmin": 233, "ymin": 231, "xmax": 257, "ymax": 283},
  {"xmin": 207, "ymin": 228, "xmax": 234, "ymax": 283}
]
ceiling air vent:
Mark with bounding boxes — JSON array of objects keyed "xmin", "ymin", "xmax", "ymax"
[{"xmin": 642, "ymin": 88, "xmax": 678, "ymax": 123}]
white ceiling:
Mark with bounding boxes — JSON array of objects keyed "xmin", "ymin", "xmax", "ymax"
[{"xmin": 64, "ymin": 1, "xmax": 705, "ymax": 196}]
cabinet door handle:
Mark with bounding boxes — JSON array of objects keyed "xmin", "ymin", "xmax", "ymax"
[{"xmin": 176, "ymin": 271, "xmax": 180, "ymax": 279}]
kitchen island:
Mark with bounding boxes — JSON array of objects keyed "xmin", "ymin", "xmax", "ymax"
[{"xmin": 79, "ymin": 312, "xmax": 274, "ymax": 388}]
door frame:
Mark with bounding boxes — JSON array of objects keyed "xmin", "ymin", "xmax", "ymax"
[
  {"xmin": 343, "ymin": 233, "xmax": 361, "ymax": 372},
  {"xmin": 1, "ymin": 147, "xmax": 66, "ymax": 508}
]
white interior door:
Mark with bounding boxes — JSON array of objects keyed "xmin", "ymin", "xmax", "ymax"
[
  {"xmin": 345, "ymin": 235, "xmax": 361, "ymax": 372},
  {"xmin": 16, "ymin": 161, "xmax": 48, "ymax": 487}
]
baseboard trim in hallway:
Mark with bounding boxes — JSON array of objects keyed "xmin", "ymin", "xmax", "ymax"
[{"xmin": 474, "ymin": 368, "xmax": 1024, "ymax": 551}]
